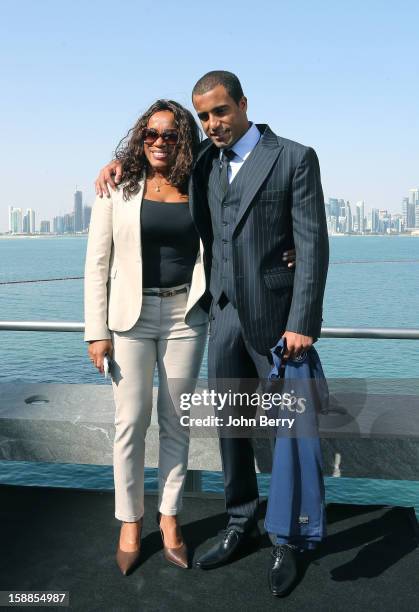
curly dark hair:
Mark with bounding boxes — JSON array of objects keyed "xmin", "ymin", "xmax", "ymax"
[{"xmin": 114, "ymin": 99, "xmax": 201, "ymax": 200}]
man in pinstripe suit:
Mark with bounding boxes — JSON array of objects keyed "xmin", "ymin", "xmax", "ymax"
[
  {"xmin": 190, "ymin": 71, "xmax": 329, "ymax": 596},
  {"xmin": 95, "ymin": 70, "xmax": 329, "ymax": 596}
]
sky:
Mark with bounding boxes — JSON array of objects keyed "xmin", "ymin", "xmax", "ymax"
[{"xmin": 1, "ymin": 0, "xmax": 418, "ymax": 231}]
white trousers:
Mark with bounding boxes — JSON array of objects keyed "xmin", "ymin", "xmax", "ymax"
[{"xmin": 110, "ymin": 287, "xmax": 208, "ymax": 522}]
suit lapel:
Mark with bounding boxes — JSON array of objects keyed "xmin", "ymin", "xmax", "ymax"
[
  {"xmin": 114, "ymin": 175, "xmax": 146, "ymax": 254},
  {"xmin": 233, "ymin": 125, "xmax": 283, "ymax": 234},
  {"xmin": 189, "ymin": 141, "xmax": 215, "ymax": 240},
  {"xmin": 196, "ymin": 138, "xmax": 214, "ymax": 164},
  {"xmin": 190, "ymin": 128, "xmax": 284, "ymax": 239}
]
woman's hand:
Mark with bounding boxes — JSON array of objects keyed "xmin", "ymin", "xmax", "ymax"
[
  {"xmin": 95, "ymin": 160, "xmax": 124, "ymax": 198},
  {"xmin": 88, "ymin": 339, "xmax": 113, "ymax": 374},
  {"xmin": 282, "ymin": 248, "xmax": 296, "ymax": 268}
]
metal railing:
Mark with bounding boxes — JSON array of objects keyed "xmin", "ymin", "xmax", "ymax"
[
  {"xmin": 1, "ymin": 321, "xmax": 419, "ymax": 339},
  {"xmin": 1, "ymin": 321, "xmax": 418, "ymax": 520}
]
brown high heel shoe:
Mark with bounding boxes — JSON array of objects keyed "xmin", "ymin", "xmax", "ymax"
[
  {"xmin": 157, "ymin": 512, "xmax": 189, "ymax": 569},
  {"xmin": 116, "ymin": 518, "xmax": 143, "ymax": 575}
]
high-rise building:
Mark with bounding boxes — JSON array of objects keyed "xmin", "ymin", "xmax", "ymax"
[
  {"xmin": 378, "ymin": 210, "xmax": 391, "ymax": 233},
  {"xmin": 8, "ymin": 206, "xmax": 23, "ymax": 233},
  {"xmin": 355, "ymin": 200, "xmax": 365, "ymax": 233},
  {"xmin": 402, "ymin": 197, "xmax": 408, "ymax": 227},
  {"xmin": 370, "ymin": 208, "xmax": 379, "ymax": 232},
  {"xmin": 355, "ymin": 205, "xmax": 361, "ymax": 232},
  {"xmin": 22, "ymin": 209, "xmax": 36, "ymax": 233},
  {"xmin": 74, "ymin": 189, "xmax": 83, "ymax": 232},
  {"xmin": 22, "ymin": 208, "xmax": 36, "ymax": 233},
  {"xmin": 40, "ymin": 220, "xmax": 51, "ymax": 234},
  {"xmin": 327, "ymin": 216, "xmax": 337, "ymax": 234},
  {"xmin": 344, "ymin": 201, "xmax": 352, "ymax": 233},
  {"xmin": 324, "ymin": 201, "xmax": 331, "ymax": 218},
  {"xmin": 328, "ymin": 198, "xmax": 340, "ymax": 218},
  {"xmin": 409, "ymin": 188, "xmax": 419, "ymax": 205},
  {"xmin": 28, "ymin": 209, "xmax": 36, "ymax": 233},
  {"xmin": 393, "ymin": 214, "xmax": 403, "ymax": 233},
  {"xmin": 83, "ymin": 205, "xmax": 92, "ymax": 230},
  {"xmin": 367, "ymin": 211, "xmax": 372, "ymax": 232},
  {"xmin": 53, "ymin": 216, "xmax": 64, "ymax": 234},
  {"xmin": 63, "ymin": 213, "xmax": 74, "ymax": 233},
  {"xmin": 23, "ymin": 212, "xmax": 29, "ymax": 233},
  {"xmin": 402, "ymin": 197, "xmax": 415, "ymax": 230},
  {"xmin": 408, "ymin": 188, "xmax": 419, "ymax": 228}
]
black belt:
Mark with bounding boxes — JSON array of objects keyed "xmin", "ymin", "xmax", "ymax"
[{"xmin": 142, "ymin": 286, "xmax": 188, "ymax": 298}]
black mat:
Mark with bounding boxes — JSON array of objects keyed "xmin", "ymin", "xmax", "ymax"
[{"xmin": 0, "ymin": 485, "xmax": 418, "ymax": 611}]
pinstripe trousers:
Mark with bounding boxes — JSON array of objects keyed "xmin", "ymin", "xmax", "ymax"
[{"xmin": 208, "ymin": 296, "xmax": 274, "ymax": 533}]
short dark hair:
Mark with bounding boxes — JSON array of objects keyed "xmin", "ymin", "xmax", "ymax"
[{"xmin": 192, "ymin": 70, "xmax": 244, "ymax": 104}]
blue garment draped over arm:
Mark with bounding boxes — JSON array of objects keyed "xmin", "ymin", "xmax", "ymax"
[{"xmin": 264, "ymin": 338, "xmax": 328, "ymax": 549}]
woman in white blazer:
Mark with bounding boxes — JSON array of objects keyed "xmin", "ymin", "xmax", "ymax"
[{"xmin": 84, "ymin": 100, "xmax": 208, "ymax": 574}]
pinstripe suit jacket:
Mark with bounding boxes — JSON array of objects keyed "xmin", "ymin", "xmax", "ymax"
[{"xmin": 190, "ymin": 124, "xmax": 329, "ymax": 355}]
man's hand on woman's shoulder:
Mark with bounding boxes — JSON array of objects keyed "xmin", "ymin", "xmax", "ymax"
[
  {"xmin": 95, "ymin": 160, "xmax": 124, "ymax": 198},
  {"xmin": 282, "ymin": 249, "xmax": 296, "ymax": 268}
]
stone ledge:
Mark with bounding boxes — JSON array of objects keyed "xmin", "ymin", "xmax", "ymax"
[{"xmin": 1, "ymin": 383, "xmax": 418, "ymax": 480}]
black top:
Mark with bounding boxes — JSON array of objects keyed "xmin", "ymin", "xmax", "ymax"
[{"xmin": 141, "ymin": 198, "xmax": 200, "ymax": 288}]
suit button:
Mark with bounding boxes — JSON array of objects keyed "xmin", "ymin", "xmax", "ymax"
[{"xmin": 223, "ymin": 221, "xmax": 228, "ymax": 226}]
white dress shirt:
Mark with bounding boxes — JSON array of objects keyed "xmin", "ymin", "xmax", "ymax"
[{"xmin": 220, "ymin": 122, "xmax": 261, "ymax": 184}]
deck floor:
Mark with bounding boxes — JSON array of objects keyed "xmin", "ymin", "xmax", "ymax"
[{"xmin": 0, "ymin": 484, "xmax": 418, "ymax": 611}]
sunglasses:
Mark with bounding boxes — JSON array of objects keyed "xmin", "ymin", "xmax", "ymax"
[{"xmin": 141, "ymin": 128, "xmax": 179, "ymax": 145}]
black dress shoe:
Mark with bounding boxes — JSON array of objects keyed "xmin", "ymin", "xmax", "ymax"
[
  {"xmin": 268, "ymin": 544, "xmax": 299, "ymax": 597},
  {"xmin": 196, "ymin": 527, "xmax": 259, "ymax": 570}
]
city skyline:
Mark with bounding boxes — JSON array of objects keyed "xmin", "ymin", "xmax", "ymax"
[
  {"xmin": 5, "ymin": 182, "xmax": 419, "ymax": 235},
  {"xmin": 7, "ymin": 188, "xmax": 91, "ymax": 235},
  {"xmin": 5, "ymin": 183, "xmax": 419, "ymax": 237}
]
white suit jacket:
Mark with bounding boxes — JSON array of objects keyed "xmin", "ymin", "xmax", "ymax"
[{"xmin": 84, "ymin": 177, "xmax": 207, "ymax": 341}]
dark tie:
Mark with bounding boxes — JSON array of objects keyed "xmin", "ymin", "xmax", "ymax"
[{"xmin": 219, "ymin": 149, "xmax": 235, "ymax": 195}]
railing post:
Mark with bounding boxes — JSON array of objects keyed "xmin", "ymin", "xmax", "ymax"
[{"xmin": 184, "ymin": 469, "xmax": 202, "ymax": 493}]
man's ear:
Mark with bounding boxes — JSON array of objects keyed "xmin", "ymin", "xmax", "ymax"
[{"xmin": 239, "ymin": 96, "xmax": 248, "ymax": 112}]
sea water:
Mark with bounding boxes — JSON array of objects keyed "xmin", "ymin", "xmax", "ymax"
[{"xmin": 1, "ymin": 235, "xmax": 418, "ymax": 508}]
